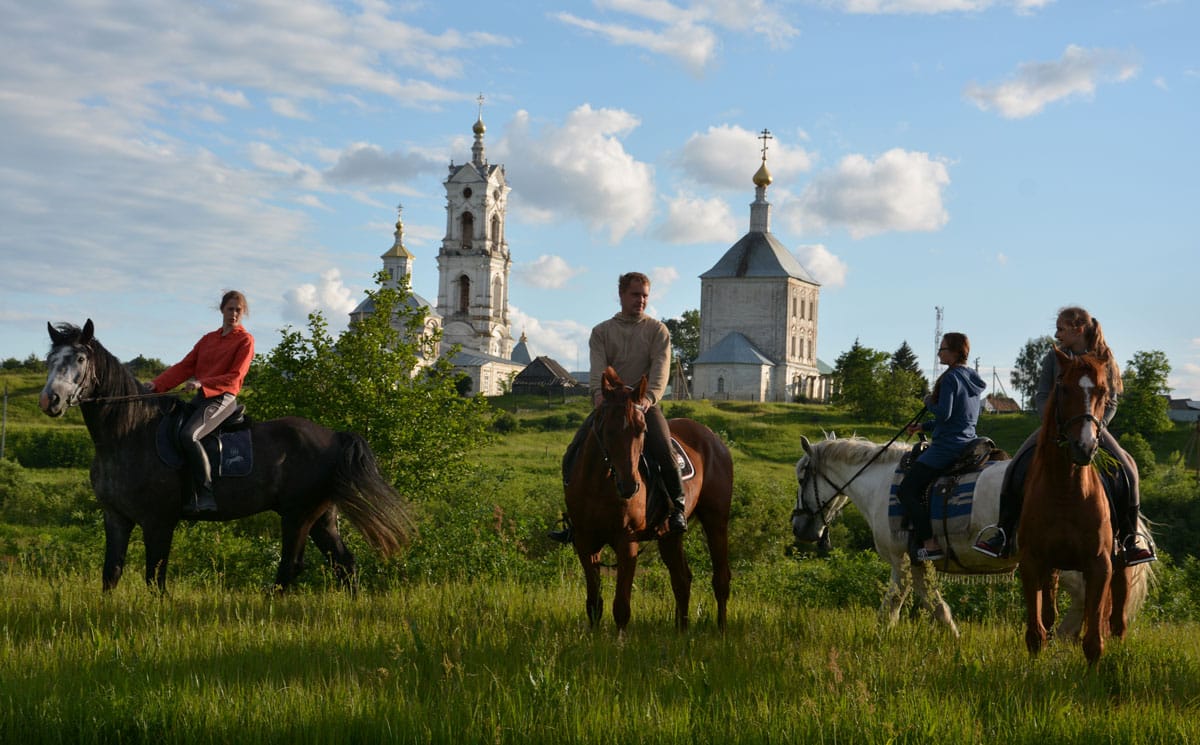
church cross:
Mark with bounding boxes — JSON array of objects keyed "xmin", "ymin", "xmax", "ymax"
[{"xmin": 758, "ymin": 128, "xmax": 773, "ymax": 161}]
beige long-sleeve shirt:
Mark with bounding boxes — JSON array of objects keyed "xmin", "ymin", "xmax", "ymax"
[{"xmin": 588, "ymin": 313, "xmax": 672, "ymax": 404}]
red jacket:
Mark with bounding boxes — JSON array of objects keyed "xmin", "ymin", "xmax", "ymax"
[{"xmin": 152, "ymin": 326, "xmax": 254, "ymax": 397}]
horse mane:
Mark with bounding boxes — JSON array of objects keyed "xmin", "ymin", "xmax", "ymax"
[
  {"xmin": 52, "ymin": 322, "xmax": 167, "ymax": 432},
  {"xmin": 814, "ymin": 435, "xmax": 907, "ymax": 466}
]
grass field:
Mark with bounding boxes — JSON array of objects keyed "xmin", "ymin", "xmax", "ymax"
[{"xmin": 3, "ymin": 568, "xmax": 1199, "ymax": 745}]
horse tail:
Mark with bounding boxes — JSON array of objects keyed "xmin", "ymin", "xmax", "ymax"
[
  {"xmin": 330, "ymin": 431, "xmax": 415, "ymax": 557},
  {"xmin": 1125, "ymin": 518, "xmax": 1157, "ymax": 621}
]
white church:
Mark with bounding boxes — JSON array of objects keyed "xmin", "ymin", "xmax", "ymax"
[
  {"xmin": 691, "ymin": 132, "xmax": 833, "ymax": 402},
  {"xmin": 351, "ymin": 106, "xmax": 525, "ymax": 396}
]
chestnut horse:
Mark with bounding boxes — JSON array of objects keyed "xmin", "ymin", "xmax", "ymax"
[
  {"xmin": 39, "ymin": 320, "xmax": 414, "ymax": 593},
  {"xmin": 1019, "ymin": 348, "xmax": 1131, "ymax": 665},
  {"xmin": 564, "ymin": 367, "xmax": 733, "ymax": 631}
]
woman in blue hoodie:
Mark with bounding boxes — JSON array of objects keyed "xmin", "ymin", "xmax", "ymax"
[{"xmin": 898, "ymin": 332, "xmax": 987, "ymax": 562}]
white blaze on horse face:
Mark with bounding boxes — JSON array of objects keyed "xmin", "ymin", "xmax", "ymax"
[
  {"xmin": 1078, "ymin": 374, "xmax": 1098, "ymax": 450},
  {"xmin": 42, "ymin": 347, "xmax": 86, "ymax": 407}
]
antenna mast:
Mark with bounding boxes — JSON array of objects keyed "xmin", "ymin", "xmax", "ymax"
[{"xmin": 932, "ymin": 306, "xmax": 944, "ymax": 379}]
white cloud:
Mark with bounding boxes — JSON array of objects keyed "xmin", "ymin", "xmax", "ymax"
[
  {"xmin": 828, "ymin": 0, "xmax": 1052, "ymax": 13},
  {"xmin": 677, "ymin": 124, "xmax": 813, "ymax": 190},
  {"xmin": 964, "ymin": 45, "xmax": 1139, "ymax": 119},
  {"xmin": 283, "ymin": 268, "xmax": 359, "ymax": 324},
  {"xmin": 516, "ymin": 255, "xmax": 586, "ymax": 289},
  {"xmin": 793, "ymin": 244, "xmax": 849, "ymax": 288},
  {"xmin": 651, "ymin": 266, "xmax": 681, "ymax": 291},
  {"xmin": 268, "ymin": 97, "xmax": 311, "ymax": 120},
  {"xmin": 496, "ymin": 106, "xmax": 656, "ymax": 242},
  {"xmin": 654, "ymin": 192, "xmax": 739, "ymax": 244},
  {"xmin": 785, "ymin": 148, "xmax": 950, "ymax": 238},
  {"xmin": 508, "ymin": 306, "xmax": 592, "ymax": 369},
  {"xmin": 555, "ymin": 0, "xmax": 797, "ymax": 74}
]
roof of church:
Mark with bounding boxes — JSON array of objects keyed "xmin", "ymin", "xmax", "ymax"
[
  {"xmin": 350, "ymin": 291, "xmax": 439, "ymax": 318},
  {"xmin": 447, "ymin": 349, "xmax": 525, "ymax": 369},
  {"xmin": 699, "ymin": 231, "xmax": 819, "ymax": 284},
  {"xmin": 511, "ymin": 334, "xmax": 531, "ymax": 365},
  {"xmin": 693, "ymin": 332, "xmax": 777, "ymax": 366}
]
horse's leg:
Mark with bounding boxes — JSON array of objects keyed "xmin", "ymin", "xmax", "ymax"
[
  {"xmin": 657, "ymin": 534, "xmax": 693, "ymax": 631},
  {"xmin": 1109, "ymin": 563, "xmax": 1130, "ymax": 639},
  {"xmin": 274, "ymin": 511, "xmax": 315, "ymax": 592},
  {"xmin": 308, "ymin": 507, "xmax": 358, "ymax": 592},
  {"xmin": 576, "ymin": 548, "xmax": 603, "ymax": 627},
  {"xmin": 1080, "ymin": 554, "xmax": 1113, "ymax": 665},
  {"xmin": 911, "ymin": 563, "xmax": 959, "ymax": 637},
  {"xmin": 1020, "ymin": 560, "xmax": 1048, "ymax": 655},
  {"xmin": 879, "ymin": 563, "xmax": 910, "ymax": 628},
  {"xmin": 1042, "ymin": 571, "xmax": 1059, "ymax": 639},
  {"xmin": 141, "ymin": 521, "xmax": 176, "ymax": 593},
  {"xmin": 697, "ymin": 510, "xmax": 731, "ymax": 631},
  {"xmin": 101, "ymin": 509, "xmax": 134, "ymax": 591},
  {"xmin": 612, "ymin": 541, "xmax": 639, "ymax": 632}
]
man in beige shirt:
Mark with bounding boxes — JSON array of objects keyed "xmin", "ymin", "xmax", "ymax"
[{"xmin": 550, "ymin": 272, "xmax": 687, "ymax": 542}]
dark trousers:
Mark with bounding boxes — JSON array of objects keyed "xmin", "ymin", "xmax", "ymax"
[{"xmin": 897, "ymin": 461, "xmax": 943, "ymax": 544}]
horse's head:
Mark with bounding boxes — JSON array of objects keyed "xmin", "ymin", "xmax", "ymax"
[
  {"xmin": 791, "ymin": 434, "xmax": 846, "ymax": 546},
  {"xmin": 40, "ymin": 319, "xmax": 98, "ymax": 417},
  {"xmin": 593, "ymin": 366, "xmax": 648, "ymax": 499},
  {"xmin": 1050, "ymin": 347, "xmax": 1110, "ymax": 466}
]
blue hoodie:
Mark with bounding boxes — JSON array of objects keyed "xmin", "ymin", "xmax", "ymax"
[{"xmin": 918, "ymin": 364, "xmax": 988, "ymax": 469}]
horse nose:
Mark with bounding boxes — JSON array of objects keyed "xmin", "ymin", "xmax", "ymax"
[{"xmin": 39, "ymin": 391, "xmax": 56, "ymax": 412}]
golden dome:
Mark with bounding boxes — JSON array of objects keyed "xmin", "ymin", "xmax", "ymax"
[
  {"xmin": 753, "ymin": 160, "xmax": 772, "ymax": 187},
  {"xmin": 473, "ymin": 117, "xmax": 486, "ymax": 135}
]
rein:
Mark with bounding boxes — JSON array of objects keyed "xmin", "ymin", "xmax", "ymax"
[
  {"xmin": 79, "ymin": 391, "xmax": 168, "ymax": 405},
  {"xmin": 794, "ymin": 407, "xmax": 927, "ymax": 532}
]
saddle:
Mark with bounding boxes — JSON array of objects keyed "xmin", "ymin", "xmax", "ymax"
[
  {"xmin": 890, "ymin": 437, "xmax": 1008, "ymax": 537},
  {"xmin": 155, "ymin": 400, "xmax": 254, "ymax": 478}
]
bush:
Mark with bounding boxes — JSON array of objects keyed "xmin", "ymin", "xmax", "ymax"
[
  {"xmin": 7, "ymin": 429, "xmax": 93, "ymax": 469},
  {"xmin": 1121, "ymin": 431, "xmax": 1157, "ymax": 476}
]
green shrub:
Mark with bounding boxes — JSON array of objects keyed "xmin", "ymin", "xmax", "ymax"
[
  {"xmin": 1121, "ymin": 431, "xmax": 1157, "ymax": 476},
  {"xmin": 7, "ymin": 428, "xmax": 93, "ymax": 469}
]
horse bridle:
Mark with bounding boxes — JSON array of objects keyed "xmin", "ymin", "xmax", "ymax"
[
  {"xmin": 48, "ymin": 342, "xmax": 99, "ymax": 409},
  {"xmin": 1052, "ymin": 377, "xmax": 1106, "ymax": 446},
  {"xmin": 588, "ymin": 388, "xmax": 647, "ymax": 489}
]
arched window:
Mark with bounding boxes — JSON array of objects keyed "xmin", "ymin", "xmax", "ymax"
[
  {"xmin": 460, "ymin": 212, "xmax": 474, "ymax": 250},
  {"xmin": 458, "ymin": 275, "xmax": 471, "ymax": 314},
  {"xmin": 492, "ymin": 276, "xmax": 503, "ymax": 318},
  {"xmin": 490, "ymin": 214, "xmax": 501, "ymax": 246},
  {"xmin": 717, "ymin": 376, "xmax": 725, "ymax": 394}
]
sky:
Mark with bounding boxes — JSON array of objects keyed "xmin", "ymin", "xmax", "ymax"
[{"xmin": 2, "ymin": 0, "xmax": 1197, "ymax": 403}]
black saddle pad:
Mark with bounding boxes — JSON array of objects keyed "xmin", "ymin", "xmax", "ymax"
[{"xmin": 155, "ymin": 409, "xmax": 253, "ymax": 478}]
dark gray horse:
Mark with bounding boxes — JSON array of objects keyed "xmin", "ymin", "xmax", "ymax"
[{"xmin": 39, "ymin": 319, "xmax": 413, "ymax": 593}]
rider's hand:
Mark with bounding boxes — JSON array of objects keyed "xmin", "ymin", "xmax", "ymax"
[{"xmin": 184, "ymin": 379, "xmax": 202, "ymax": 393}]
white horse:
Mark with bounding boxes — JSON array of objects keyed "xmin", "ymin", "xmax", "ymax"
[{"xmin": 790, "ymin": 434, "xmax": 1153, "ymax": 638}]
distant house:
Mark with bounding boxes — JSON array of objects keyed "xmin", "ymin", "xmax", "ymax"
[
  {"xmin": 1167, "ymin": 397, "xmax": 1200, "ymax": 423},
  {"xmin": 984, "ymin": 394, "xmax": 1022, "ymax": 414},
  {"xmin": 511, "ymin": 356, "xmax": 585, "ymax": 396}
]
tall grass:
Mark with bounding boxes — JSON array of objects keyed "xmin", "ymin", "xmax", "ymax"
[{"xmin": 3, "ymin": 566, "xmax": 1198, "ymax": 744}]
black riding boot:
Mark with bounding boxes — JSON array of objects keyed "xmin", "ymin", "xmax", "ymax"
[
  {"xmin": 183, "ymin": 439, "xmax": 218, "ymax": 514},
  {"xmin": 663, "ymin": 464, "xmax": 687, "ymax": 534}
]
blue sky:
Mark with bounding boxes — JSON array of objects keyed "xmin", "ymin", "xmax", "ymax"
[{"xmin": 2, "ymin": 0, "xmax": 1197, "ymax": 401}]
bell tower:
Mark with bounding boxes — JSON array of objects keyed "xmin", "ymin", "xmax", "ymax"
[{"xmin": 435, "ymin": 96, "xmax": 514, "ymax": 358}]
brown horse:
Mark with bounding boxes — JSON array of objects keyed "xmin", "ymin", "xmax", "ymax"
[
  {"xmin": 564, "ymin": 367, "xmax": 733, "ymax": 631},
  {"xmin": 1019, "ymin": 348, "xmax": 1131, "ymax": 665}
]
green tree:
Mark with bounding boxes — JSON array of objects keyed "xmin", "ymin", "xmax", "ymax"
[
  {"xmin": 1011, "ymin": 335, "xmax": 1054, "ymax": 411},
  {"xmin": 663, "ymin": 309, "xmax": 700, "ymax": 377},
  {"xmin": 891, "ymin": 341, "xmax": 929, "ymax": 397},
  {"xmin": 834, "ymin": 340, "xmax": 923, "ymax": 425},
  {"xmin": 125, "ymin": 355, "xmax": 166, "ymax": 378},
  {"xmin": 246, "ymin": 273, "xmax": 493, "ymax": 501},
  {"xmin": 1111, "ymin": 350, "xmax": 1173, "ymax": 435}
]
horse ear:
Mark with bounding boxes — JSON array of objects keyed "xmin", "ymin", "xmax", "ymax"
[
  {"xmin": 602, "ymin": 367, "xmax": 618, "ymax": 393},
  {"xmin": 47, "ymin": 322, "xmax": 63, "ymax": 345},
  {"xmin": 801, "ymin": 435, "xmax": 812, "ymax": 454},
  {"xmin": 635, "ymin": 375, "xmax": 648, "ymax": 402},
  {"xmin": 81, "ymin": 319, "xmax": 94, "ymax": 344}
]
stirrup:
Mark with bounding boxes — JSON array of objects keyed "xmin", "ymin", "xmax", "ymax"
[{"xmin": 972, "ymin": 525, "xmax": 1007, "ymax": 559}]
